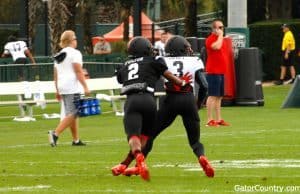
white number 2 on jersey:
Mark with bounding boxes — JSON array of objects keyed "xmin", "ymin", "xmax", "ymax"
[{"xmin": 128, "ymin": 63, "xmax": 139, "ymax": 80}]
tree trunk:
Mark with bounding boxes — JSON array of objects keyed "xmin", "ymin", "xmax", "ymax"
[
  {"xmin": 28, "ymin": 0, "xmax": 43, "ymax": 52},
  {"xmin": 81, "ymin": 0, "xmax": 93, "ymax": 54},
  {"xmin": 266, "ymin": 0, "xmax": 292, "ymax": 19},
  {"xmin": 121, "ymin": 1, "xmax": 132, "ymax": 42},
  {"xmin": 248, "ymin": 0, "xmax": 266, "ymax": 23},
  {"xmin": 122, "ymin": 7, "xmax": 131, "ymax": 41},
  {"xmin": 184, "ymin": 0, "xmax": 197, "ymax": 37},
  {"xmin": 48, "ymin": 0, "xmax": 69, "ymax": 54},
  {"xmin": 64, "ymin": 0, "xmax": 78, "ymax": 31}
]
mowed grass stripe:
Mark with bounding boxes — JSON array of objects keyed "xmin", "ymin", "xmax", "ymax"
[{"xmin": 0, "ymin": 85, "xmax": 300, "ymax": 194}]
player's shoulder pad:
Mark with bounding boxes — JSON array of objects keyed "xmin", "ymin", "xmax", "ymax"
[
  {"xmin": 154, "ymin": 56, "xmax": 166, "ymax": 63},
  {"xmin": 154, "ymin": 56, "xmax": 163, "ymax": 60},
  {"xmin": 194, "ymin": 56, "xmax": 205, "ymax": 69}
]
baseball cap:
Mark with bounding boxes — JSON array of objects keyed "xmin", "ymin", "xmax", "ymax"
[{"xmin": 281, "ymin": 23, "xmax": 289, "ymax": 28}]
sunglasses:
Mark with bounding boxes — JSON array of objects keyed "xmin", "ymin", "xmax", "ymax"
[{"xmin": 213, "ymin": 26, "xmax": 224, "ymax": 29}]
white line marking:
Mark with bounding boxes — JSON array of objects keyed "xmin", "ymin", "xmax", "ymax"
[
  {"xmin": 1, "ymin": 173, "xmax": 300, "ymax": 178},
  {"xmin": 152, "ymin": 159, "xmax": 300, "ymax": 170},
  {"xmin": 75, "ymin": 189, "xmax": 210, "ymax": 193},
  {"xmin": 0, "ymin": 185, "xmax": 51, "ymax": 192},
  {"xmin": 1, "ymin": 159, "xmax": 300, "ymax": 179},
  {"xmin": 0, "ymin": 138, "xmax": 124, "ymax": 149}
]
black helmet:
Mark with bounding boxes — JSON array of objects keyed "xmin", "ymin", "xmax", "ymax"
[
  {"xmin": 128, "ymin": 36, "xmax": 153, "ymax": 58},
  {"xmin": 165, "ymin": 35, "xmax": 192, "ymax": 56}
]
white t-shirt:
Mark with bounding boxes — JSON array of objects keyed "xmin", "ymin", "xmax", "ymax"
[
  {"xmin": 154, "ymin": 40, "xmax": 165, "ymax": 56},
  {"xmin": 4, "ymin": 41, "xmax": 28, "ymax": 61},
  {"xmin": 164, "ymin": 56, "xmax": 204, "ymax": 88},
  {"xmin": 54, "ymin": 47, "xmax": 83, "ymax": 94}
]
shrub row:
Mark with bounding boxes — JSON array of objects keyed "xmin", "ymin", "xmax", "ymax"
[{"xmin": 249, "ymin": 20, "xmax": 300, "ymax": 80}]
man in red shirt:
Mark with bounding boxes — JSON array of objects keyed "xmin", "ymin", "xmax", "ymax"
[{"xmin": 205, "ymin": 19, "xmax": 229, "ymax": 127}]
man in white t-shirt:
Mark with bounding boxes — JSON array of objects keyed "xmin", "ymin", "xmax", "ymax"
[
  {"xmin": 2, "ymin": 35, "xmax": 36, "ymax": 81},
  {"xmin": 48, "ymin": 30, "xmax": 90, "ymax": 147},
  {"xmin": 154, "ymin": 32, "xmax": 168, "ymax": 56}
]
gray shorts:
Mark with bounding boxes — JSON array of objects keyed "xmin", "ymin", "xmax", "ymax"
[{"xmin": 61, "ymin": 94, "xmax": 80, "ymax": 117}]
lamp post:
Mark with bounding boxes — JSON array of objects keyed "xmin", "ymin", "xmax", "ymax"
[{"xmin": 42, "ymin": 0, "xmax": 48, "ymax": 56}]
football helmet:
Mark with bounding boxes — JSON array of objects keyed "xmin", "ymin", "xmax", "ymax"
[
  {"xmin": 128, "ymin": 36, "xmax": 153, "ymax": 57},
  {"xmin": 165, "ymin": 35, "xmax": 192, "ymax": 56}
]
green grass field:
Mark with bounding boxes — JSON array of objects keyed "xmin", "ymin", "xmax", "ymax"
[{"xmin": 0, "ymin": 85, "xmax": 300, "ymax": 194}]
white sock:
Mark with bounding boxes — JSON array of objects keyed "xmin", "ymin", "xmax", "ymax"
[{"xmin": 74, "ymin": 139, "xmax": 80, "ymax": 143}]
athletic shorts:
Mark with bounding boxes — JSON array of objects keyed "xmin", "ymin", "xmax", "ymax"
[
  {"xmin": 206, "ymin": 74, "xmax": 224, "ymax": 97},
  {"xmin": 14, "ymin": 57, "xmax": 27, "ymax": 80},
  {"xmin": 282, "ymin": 51, "xmax": 295, "ymax": 67},
  {"xmin": 61, "ymin": 93, "xmax": 80, "ymax": 117},
  {"xmin": 154, "ymin": 92, "xmax": 200, "ymax": 138},
  {"xmin": 123, "ymin": 92, "xmax": 156, "ymax": 139}
]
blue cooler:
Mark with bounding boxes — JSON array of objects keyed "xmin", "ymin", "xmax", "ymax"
[
  {"xmin": 90, "ymin": 98, "xmax": 101, "ymax": 115},
  {"xmin": 76, "ymin": 97, "xmax": 101, "ymax": 117},
  {"xmin": 80, "ymin": 99, "xmax": 90, "ymax": 117}
]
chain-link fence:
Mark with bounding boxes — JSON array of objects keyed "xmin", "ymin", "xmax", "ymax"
[{"xmin": 0, "ymin": 59, "xmax": 123, "ymax": 82}]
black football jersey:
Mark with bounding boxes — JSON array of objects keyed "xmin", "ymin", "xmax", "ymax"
[{"xmin": 117, "ymin": 56, "xmax": 168, "ymax": 91}]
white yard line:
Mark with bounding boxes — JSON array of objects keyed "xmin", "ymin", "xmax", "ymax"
[
  {"xmin": 153, "ymin": 159, "xmax": 300, "ymax": 170},
  {"xmin": 1, "ymin": 173, "xmax": 300, "ymax": 179},
  {"xmin": 75, "ymin": 189, "xmax": 210, "ymax": 193},
  {"xmin": 0, "ymin": 185, "xmax": 51, "ymax": 192},
  {"xmin": 0, "ymin": 159, "xmax": 300, "ymax": 178},
  {"xmin": 0, "ymin": 138, "xmax": 124, "ymax": 149}
]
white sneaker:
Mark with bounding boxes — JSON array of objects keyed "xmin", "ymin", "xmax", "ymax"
[
  {"xmin": 284, "ymin": 79, "xmax": 293, "ymax": 84},
  {"xmin": 48, "ymin": 130, "xmax": 58, "ymax": 147}
]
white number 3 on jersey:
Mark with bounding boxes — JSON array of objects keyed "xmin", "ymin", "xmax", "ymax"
[{"xmin": 128, "ymin": 63, "xmax": 139, "ymax": 80}]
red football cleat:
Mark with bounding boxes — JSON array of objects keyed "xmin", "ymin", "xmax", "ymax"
[
  {"xmin": 111, "ymin": 164, "xmax": 127, "ymax": 176},
  {"xmin": 136, "ymin": 153, "xmax": 150, "ymax": 181},
  {"xmin": 206, "ymin": 120, "xmax": 219, "ymax": 127},
  {"xmin": 199, "ymin": 156, "xmax": 214, "ymax": 178},
  {"xmin": 217, "ymin": 120, "xmax": 230, "ymax": 126},
  {"xmin": 122, "ymin": 166, "xmax": 139, "ymax": 176}
]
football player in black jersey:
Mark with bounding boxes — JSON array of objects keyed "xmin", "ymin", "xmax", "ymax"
[
  {"xmin": 112, "ymin": 36, "xmax": 214, "ymax": 178},
  {"xmin": 111, "ymin": 36, "xmax": 191, "ymax": 181}
]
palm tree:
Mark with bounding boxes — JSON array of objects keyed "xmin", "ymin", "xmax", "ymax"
[
  {"xmin": 120, "ymin": 0, "xmax": 132, "ymax": 41},
  {"xmin": 48, "ymin": 0, "xmax": 74, "ymax": 54},
  {"xmin": 184, "ymin": 0, "xmax": 197, "ymax": 37},
  {"xmin": 79, "ymin": 0, "xmax": 93, "ymax": 54},
  {"xmin": 161, "ymin": 0, "xmax": 185, "ymax": 20},
  {"xmin": 64, "ymin": 0, "xmax": 78, "ymax": 31},
  {"xmin": 266, "ymin": 0, "xmax": 292, "ymax": 19},
  {"xmin": 28, "ymin": 0, "xmax": 43, "ymax": 51}
]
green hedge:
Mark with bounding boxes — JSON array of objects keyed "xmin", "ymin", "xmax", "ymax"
[{"xmin": 249, "ymin": 20, "xmax": 300, "ymax": 80}]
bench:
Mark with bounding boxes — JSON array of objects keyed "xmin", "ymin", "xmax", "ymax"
[
  {"xmin": 0, "ymin": 77, "xmax": 123, "ymax": 120},
  {"xmin": 0, "ymin": 77, "xmax": 165, "ymax": 120}
]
